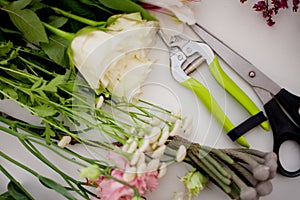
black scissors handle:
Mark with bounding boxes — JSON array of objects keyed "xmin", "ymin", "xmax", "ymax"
[
  {"xmin": 275, "ymin": 89, "xmax": 300, "ymax": 127},
  {"xmin": 264, "ymin": 89, "xmax": 300, "ymax": 177}
]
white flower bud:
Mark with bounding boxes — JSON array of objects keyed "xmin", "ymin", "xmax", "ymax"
[
  {"xmin": 127, "ymin": 140, "xmax": 138, "ymax": 153},
  {"xmin": 147, "ymin": 127, "xmax": 161, "ymax": 144},
  {"xmin": 138, "ymin": 138, "xmax": 150, "ymax": 153},
  {"xmin": 147, "ymin": 158, "xmax": 160, "ymax": 172},
  {"xmin": 138, "ymin": 131, "xmax": 145, "ymax": 137},
  {"xmin": 58, "ymin": 136, "xmax": 72, "ymax": 148},
  {"xmin": 158, "ymin": 162, "xmax": 168, "ymax": 178},
  {"xmin": 151, "ymin": 145, "xmax": 166, "ymax": 159},
  {"xmin": 130, "ymin": 152, "xmax": 141, "ymax": 166},
  {"xmin": 169, "ymin": 120, "xmax": 182, "ymax": 136},
  {"xmin": 170, "ymin": 108, "xmax": 181, "ymax": 122},
  {"xmin": 183, "ymin": 117, "xmax": 193, "ymax": 131},
  {"xmin": 122, "ymin": 143, "xmax": 129, "ymax": 152},
  {"xmin": 123, "ymin": 166, "xmax": 136, "ymax": 182},
  {"xmin": 127, "ymin": 137, "xmax": 134, "ymax": 144},
  {"xmin": 176, "ymin": 145, "xmax": 187, "ymax": 162},
  {"xmin": 137, "ymin": 152, "xmax": 146, "ymax": 166},
  {"xmin": 96, "ymin": 95, "xmax": 104, "ymax": 109},
  {"xmin": 152, "ymin": 142, "xmax": 158, "ymax": 150},
  {"xmin": 137, "ymin": 162, "xmax": 147, "ymax": 175},
  {"xmin": 127, "ymin": 127, "xmax": 136, "ymax": 135},
  {"xmin": 157, "ymin": 126, "xmax": 170, "ymax": 146}
]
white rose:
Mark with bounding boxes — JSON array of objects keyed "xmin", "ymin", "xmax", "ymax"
[{"xmin": 70, "ymin": 13, "xmax": 159, "ymax": 100}]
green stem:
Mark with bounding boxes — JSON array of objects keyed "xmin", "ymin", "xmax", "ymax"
[
  {"xmin": 51, "ymin": 7, "xmax": 106, "ymax": 27},
  {"xmin": 0, "ymin": 165, "xmax": 35, "ymax": 200},
  {"xmin": 43, "ymin": 22, "xmax": 75, "ymax": 42},
  {"xmin": 0, "ymin": 151, "xmax": 39, "ymax": 176}
]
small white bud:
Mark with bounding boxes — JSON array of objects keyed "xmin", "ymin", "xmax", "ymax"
[
  {"xmin": 137, "ymin": 162, "xmax": 147, "ymax": 175},
  {"xmin": 157, "ymin": 126, "xmax": 170, "ymax": 146},
  {"xmin": 152, "ymin": 142, "xmax": 158, "ymax": 150},
  {"xmin": 176, "ymin": 145, "xmax": 187, "ymax": 162},
  {"xmin": 58, "ymin": 136, "xmax": 72, "ymax": 148},
  {"xmin": 123, "ymin": 166, "xmax": 136, "ymax": 182},
  {"xmin": 170, "ymin": 108, "xmax": 181, "ymax": 122},
  {"xmin": 127, "ymin": 127, "xmax": 136, "ymax": 135},
  {"xmin": 127, "ymin": 137, "xmax": 134, "ymax": 144},
  {"xmin": 158, "ymin": 162, "xmax": 168, "ymax": 178},
  {"xmin": 127, "ymin": 140, "xmax": 138, "ymax": 153},
  {"xmin": 96, "ymin": 96, "xmax": 104, "ymax": 109},
  {"xmin": 147, "ymin": 127, "xmax": 161, "ymax": 144},
  {"xmin": 138, "ymin": 131, "xmax": 145, "ymax": 137},
  {"xmin": 130, "ymin": 152, "xmax": 141, "ymax": 166},
  {"xmin": 137, "ymin": 152, "xmax": 146, "ymax": 166},
  {"xmin": 138, "ymin": 138, "xmax": 150, "ymax": 153},
  {"xmin": 169, "ymin": 120, "xmax": 182, "ymax": 136},
  {"xmin": 172, "ymin": 108, "xmax": 181, "ymax": 117},
  {"xmin": 182, "ymin": 117, "xmax": 193, "ymax": 131},
  {"xmin": 122, "ymin": 143, "xmax": 129, "ymax": 152},
  {"xmin": 147, "ymin": 158, "xmax": 160, "ymax": 172},
  {"xmin": 151, "ymin": 145, "xmax": 166, "ymax": 159}
]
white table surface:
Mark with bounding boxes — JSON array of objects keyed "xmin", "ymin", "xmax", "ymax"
[{"xmin": 1, "ymin": 0, "xmax": 300, "ymax": 199}]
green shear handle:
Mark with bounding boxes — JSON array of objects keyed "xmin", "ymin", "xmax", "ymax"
[
  {"xmin": 181, "ymin": 77, "xmax": 250, "ymax": 148},
  {"xmin": 209, "ymin": 56, "xmax": 269, "ymax": 131}
]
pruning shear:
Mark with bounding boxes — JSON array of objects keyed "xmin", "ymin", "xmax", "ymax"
[
  {"xmin": 189, "ymin": 24, "xmax": 300, "ymax": 177},
  {"xmin": 158, "ymin": 30, "xmax": 269, "ymax": 149}
]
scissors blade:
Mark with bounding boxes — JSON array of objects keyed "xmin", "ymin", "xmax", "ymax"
[{"xmin": 190, "ymin": 23, "xmax": 282, "ymax": 102}]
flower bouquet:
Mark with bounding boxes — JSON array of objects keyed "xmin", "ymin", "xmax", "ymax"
[{"xmin": 0, "ymin": 0, "xmax": 287, "ymax": 200}]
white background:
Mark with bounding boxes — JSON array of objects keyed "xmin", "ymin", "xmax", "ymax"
[{"xmin": 1, "ymin": 0, "xmax": 300, "ymax": 199}]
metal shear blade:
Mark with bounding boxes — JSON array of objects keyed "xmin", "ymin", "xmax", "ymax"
[
  {"xmin": 158, "ymin": 30, "xmax": 269, "ymax": 148},
  {"xmin": 190, "ymin": 23, "xmax": 300, "ymax": 177}
]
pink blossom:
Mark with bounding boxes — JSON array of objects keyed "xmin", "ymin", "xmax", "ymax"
[
  {"xmin": 107, "ymin": 150, "xmax": 128, "ymax": 169},
  {"xmin": 93, "ymin": 169, "xmax": 159, "ymax": 200}
]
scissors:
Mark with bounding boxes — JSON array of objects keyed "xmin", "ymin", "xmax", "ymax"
[
  {"xmin": 158, "ymin": 31, "xmax": 269, "ymax": 148},
  {"xmin": 189, "ymin": 23, "xmax": 300, "ymax": 177}
]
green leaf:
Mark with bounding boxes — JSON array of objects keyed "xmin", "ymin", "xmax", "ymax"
[
  {"xmin": 48, "ymin": 16, "xmax": 68, "ymax": 28},
  {"xmin": 41, "ymin": 75, "xmax": 65, "ymax": 92},
  {"xmin": 3, "ymin": 88, "xmax": 18, "ymax": 99},
  {"xmin": 41, "ymin": 36, "xmax": 69, "ymax": 68},
  {"xmin": 0, "ymin": 41, "xmax": 13, "ymax": 57},
  {"xmin": 32, "ymin": 104, "xmax": 57, "ymax": 117},
  {"xmin": 41, "ymin": 122, "xmax": 56, "ymax": 143},
  {"xmin": 0, "ymin": 27, "xmax": 21, "ymax": 36},
  {"xmin": 38, "ymin": 176, "xmax": 76, "ymax": 200},
  {"xmin": 7, "ymin": 8, "xmax": 48, "ymax": 43},
  {"xmin": 98, "ymin": 0, "xmax": 156, "ymax": 21},
  {"xmin": 7, "ymin": 181, "xmax": 30, "ymax": 200},
  {"xmin": 0, "ymin": 192, "xmax": 14, "ymax": 200},
  {"xmin": 31, "ymin": 78, "xmax": 43, "ymax": 90},
  {"xmin": 6, "ymin": 0, "xmax": 32, "ymax": 10},
  {"xmin": 79, "ymin": 0, "xmax": 113, "ymax": 14}
]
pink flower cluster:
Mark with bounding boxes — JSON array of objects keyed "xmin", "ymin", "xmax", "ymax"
[
  {"xmin": 89, "ymin": 151, "xmax": 159, "ymax": 200},
  {"xmin": 93, "ymin": 169, "xmax": 158, "ymax": 200}
]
